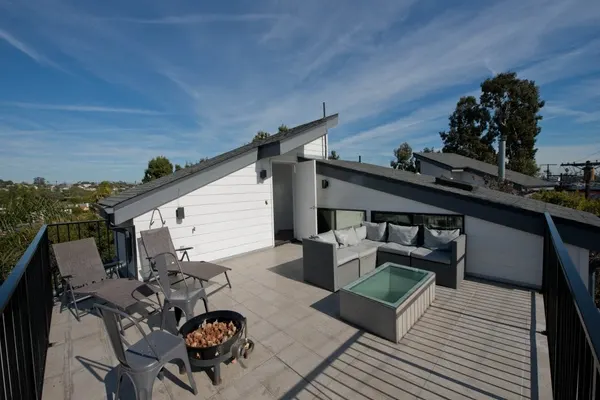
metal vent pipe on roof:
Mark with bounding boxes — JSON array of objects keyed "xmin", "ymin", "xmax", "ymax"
[{"xmin": 498, "ymin": 137, "xmax": 506, "ymax": 181}]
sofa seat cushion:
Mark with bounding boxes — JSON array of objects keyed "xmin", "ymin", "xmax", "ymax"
[
  {"xmin": 347, "ymin": 242, "xmax": 379, "ymax": 258},
  {"xmin": 411, "ymin": 247, "xmax": 451, "ymax": 265},
  {"xmin": 378, "ymin": 242, "xmax": 418, "ymax": 257},
  {"xmin": 336, "ymin": 247, "xmax": 360, "ymax": 265}
]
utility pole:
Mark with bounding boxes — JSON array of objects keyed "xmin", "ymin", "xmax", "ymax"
[
  {"xmin": 539, "ymin": 164, "xmax": 557, "ymax": 180},
  {"xmin": 560, "ymin": 160, "xmax": 600, "ymax": 199}
]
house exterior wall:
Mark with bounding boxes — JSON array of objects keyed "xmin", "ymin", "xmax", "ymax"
[
  {"xmin": 457, "ymin": 171, "xmax": 486, "ymax": 185},
  {"xmin": 316, "ymin": 175, "xmax": 589, "ymax": 289},
  {"xmin": 133, "ymin": 160, "xmax": 274, "ymax": 279},
  {"xmin": 418, "ymin": 160, "xmax": 453, "ymax": 179},
  {"xmin": 272, "ymin": 163, "xmax": 294, "ymax": 232},
  {"xmin": 303, "ymin": 136, "xmax": 327, "ymax": 159}
]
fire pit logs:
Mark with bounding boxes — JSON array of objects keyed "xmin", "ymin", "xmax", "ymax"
[{"xmin": 184, "ymin": 320, "xmax": 238, "ymax": 348}]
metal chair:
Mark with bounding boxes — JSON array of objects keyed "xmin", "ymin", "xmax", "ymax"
[
  {"xmin": 52, "ymin": 238, "xmax": 158, "ymax": 321},
  {"xmin": 150, "ymin": 252, "xmax": 209, "ymax": 332},
  {"xmin": 94, "ymin": 304, "xmax": 197, "ymax": 400}
]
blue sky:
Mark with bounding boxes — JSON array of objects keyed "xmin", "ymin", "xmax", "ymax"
[{"xmin": 1, "ymin": 0, "xmax": 600, "ymax": 183}]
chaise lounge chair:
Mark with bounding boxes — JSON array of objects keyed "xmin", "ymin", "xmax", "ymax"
[
  {"xmin": 52, "ymin": 238, "xmax": 158, "ymax": 320},
  {"xmin": 139, "ymin": 227, "xmax": 232, "ymax": 290}
]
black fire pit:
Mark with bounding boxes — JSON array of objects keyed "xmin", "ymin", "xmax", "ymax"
[{"xmin": 179, "ymin": 310, "xmax": 254, "ymax": 385}]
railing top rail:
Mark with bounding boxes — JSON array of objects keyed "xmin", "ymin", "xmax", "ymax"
[
  {"xmin": 544, "ymin": 212, "xmax": 600, "ymax": 365},
  {"xmin": 0, "ymin": 224, "xmax": 48, "ymax": 313},
  {"xmin": 47, "ymin": 219, "xmax": 107, "ymax": 226}
]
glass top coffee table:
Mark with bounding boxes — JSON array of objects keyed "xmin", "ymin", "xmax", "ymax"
[{"xmin": 339, "ymin": 262, "xmax": 436, "ymax": 343}]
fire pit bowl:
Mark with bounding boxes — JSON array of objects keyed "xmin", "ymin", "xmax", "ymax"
[{"xmin": 179, "ymin": 310, "xmax": 245, "ymax": 362}]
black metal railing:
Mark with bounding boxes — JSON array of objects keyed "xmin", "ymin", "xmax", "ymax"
[
  {"xmin": 0, "ymin": 218, "xmax": 137, "ymax": 399},
  {"xmin": 0, "ymin": 226, "xmax": 53, "ymax": 399},
  {"xmin": 543, "ymin": 212, "xmax": 600, "ymax": 399}
]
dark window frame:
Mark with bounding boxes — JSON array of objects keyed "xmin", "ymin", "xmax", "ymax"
[
  {"xmin": 317, "ymin": 207, "xmax": 367, "ymax": 233},
  {"xmin": 371, "ymin": 211, "xmax": 465, "ymax": 234}
]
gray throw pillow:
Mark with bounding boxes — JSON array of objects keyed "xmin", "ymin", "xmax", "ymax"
[
  {"xmin": 362, "ymin": 221, "xmax": 387, "ymax": 242},
  {"xmin": 388, "ymin": 224, "xmax": 419, "ymax": 246},
  {"xmin": 334, "ymin": 227, "xmax": 359, "ymax": 247},
  {"xmin": 316, "ymin": 230, "xmax": 339, "ymax": 248},
  {"xmin": 424, "ymin": 227, "xmax": 460, "ymax": 251},
  {"xmin": 355, "ymin": 225, "xmax": 367, "ymax": 241}
]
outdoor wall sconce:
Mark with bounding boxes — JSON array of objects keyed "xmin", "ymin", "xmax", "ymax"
[
  {"xmin": 322, "ymin": 179, "xmax": 329, "ymax": 189},
  {"xmin": 176, "ymin": 207, "xmax": 185, "ymax": 220},
  {"xmin": 259, "ymin": 169, "xmax": 267, "ymax": 180}
]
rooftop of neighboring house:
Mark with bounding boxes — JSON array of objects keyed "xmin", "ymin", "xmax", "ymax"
[{"xmin": 413, "ymin": 151, "xmax": 556, "ymax": 189}]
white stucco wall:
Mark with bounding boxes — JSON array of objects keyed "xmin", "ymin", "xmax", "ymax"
[
  {"xmin": 316, "ymin": 175, "xmax": 590, "ymax": 289},
  {"xmin": 134, "ymin": 160, "xmax": 274, "ymax": 278},
  {"xmin": 457, "ymin": 171, "xmax": 486, "ymax": 186}
]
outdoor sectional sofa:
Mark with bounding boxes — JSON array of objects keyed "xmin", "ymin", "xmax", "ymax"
[{"xmin": 303, "ymin": 221, "xmax": 466, "ymax": 291}]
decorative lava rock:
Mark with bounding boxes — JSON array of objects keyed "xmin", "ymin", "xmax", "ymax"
[{"xmin": 184, "ymin": 320, "xmax": 237, "ymax": 348}]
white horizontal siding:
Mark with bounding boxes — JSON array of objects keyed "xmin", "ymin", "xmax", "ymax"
[
  {"xmin": 316, "ymin": 175, "xmax": 589, "ymax": 288},
  {"xmin": 134, "ymin": 162, "xmax": 274, "ymax": 278},
  {"xmin": 303, "ymin": 136, "xmax": 326, "ymax": 158}
]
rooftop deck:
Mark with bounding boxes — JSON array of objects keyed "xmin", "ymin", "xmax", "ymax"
[{"xmin": 42, "ymin": 243, "xmax": 551, "ymax": 400}]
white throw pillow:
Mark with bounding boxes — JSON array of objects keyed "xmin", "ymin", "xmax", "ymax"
[
  {"xmin": 388, "ymin": 224, "xmax": 419, "ymax": 246},
  {"xmin": 334, "ymin": 227, "xmax": 359, "ymax": 247},
  {"xmin": 355, "ymin": 225, "xmax": 367, "ymax": 241},
  {"xmin": 424, "ymin": 227, "xmax": 460, "ymax": 251},
  {"xmin": 316, "ymin": 230, "xmax": 339, "ymax": 248},
  {"xmin": 362, "ymin": 221, "xmax": 387, "ymax": 242}
]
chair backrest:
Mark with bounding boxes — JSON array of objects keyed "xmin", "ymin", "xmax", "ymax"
[
  {"xmin": 52, "ymin": 238, "xmax": 107, "ymax": 288},
  {"xmin": 94, "ymin": 304, "xmax": 135, "ymax": 367},
  {"xmin": 139, "ymin": 228, "xmax": 177, "ymax": 262},
  {"xmin": 152, "ymin": 253, "xmax": 176, "ymax": 300}
]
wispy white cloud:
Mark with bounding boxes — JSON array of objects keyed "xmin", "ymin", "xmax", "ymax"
[
  {"xmin": 105, "ymin": 13, "xmax": 283, "ymax": 25},
  {"xmin": 0, "ymin": 28, "xmax": 62, "ymax": 69},
  {"xmin": 2, "ymin": 102, "xmax": 166, "ymax": 115}
]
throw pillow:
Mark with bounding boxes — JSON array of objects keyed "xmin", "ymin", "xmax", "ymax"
[
  {"xmin": 424, "ymin": 227, "xmax": 460, "ymax": 251},
  {"xmin": 355, "ymin": 225, "xmax": 367, "ymax": 241},
  {"xmin": 388, "ymin": 224, "xmax": 419, "ymax": 246},
  {"xmin": 316, "ymin": 230, "xmax": 339, "ymax": 248},
  {"xmin": 362, "ymin": 221, "xmax": 387, "ymax": 242},
  {"xmin": 334, "ymin": 227, "xmax": 359, "ymax": 247}
]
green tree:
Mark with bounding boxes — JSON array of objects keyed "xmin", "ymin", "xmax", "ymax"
[
  {"xmin": 92, "ymin": 181, "xmax": 112, "ymax": 202},
  {"xmin": 328, "ymin": 150, "xmax": 340, "ymax": 160},
  {"xmin": 422, "ymin": 147, "xmax": 440, "ymax": 153},
  {"xmin": 278, "ymin": 124, "xmax": 289, "ymax": 133},
  {"xmin": 391, "ymin": 142, "xmax": 416, "ymax": 171},
  {"xmin": 174, "ymin": 164, "xmax": 182, "ymax": 171},
  {"xmin": 142, "ymin": 156, "xmax": 174, "ymax": 183},
  {"xmin": 33, "ymin": 177, "xmax": 46, "ymax": 186},
  {"xmin": 252, "ymin": 131, "xmax": 271, "ymax": 142},
  {"xmin": 183, "ymin": 158, "xmax": 209, "ymax": 168},
  {"xmin": 439, "ymin": 72, "xmax": 544, "ymax": 176},
  {"xmin": 440, "ymin": 96, "xmax": 495, "ymax": 163}
]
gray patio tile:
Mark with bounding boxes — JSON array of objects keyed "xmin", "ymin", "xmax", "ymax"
[
  {"xmin": 243, "ymin": 296, "xmax": 280, "ymax": 319},
  {"xmin": 42, "ymin": 374, "xmax": 67, "ymax": 400},
  {"xmin": 284, "ymin": 319, "xmax": 333, "ymax": 353},
  {"xmin": 225, "ymin": 287, "xmax": 255, "ymax": 304},
  {"xmin": 249, "ymin": 319, "xmax": 280, "ymax": 341},
  {"xmin": 268, "ymin": 308, "xmax": 304, "ymax": 330},
  {"xmin": 44, "ymin": 343, "xmax": 67, "ymax": 379},
  {"xmin": 229, "ymin": 303, "xmax": 262, "ymax": 327},
  {"xmin": 259, "ymin": 330, "xmax": 296, "ymax": 354},
  {"xmin": 70, "ymin": 366, "xmax": 115, "ymax": 400},
  {"xmin": 251, "ymin": 356, "xmax": 307, "ymax": 398},
  {"xmin": 48, "ymin": 320, "xmax": 70, "ymax": 345}
]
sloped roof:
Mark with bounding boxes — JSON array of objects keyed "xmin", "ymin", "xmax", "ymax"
[
  {"xmin": 316, "ymin": 159, "xmax": 600, "ymax": 232},
  {"xmin": 99, "ymin": 114, "xmax": 338, "ymax": 210},
  {"xmin": 413, "ymin": 152, "xmax": 555, "ymax": 189}
]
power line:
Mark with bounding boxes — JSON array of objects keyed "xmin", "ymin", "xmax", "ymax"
[{"xmin": 573, "ymin": 149, "xmax": 600, "ymax": 163}]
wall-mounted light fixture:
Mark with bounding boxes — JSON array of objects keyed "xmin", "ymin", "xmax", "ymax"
[
  {"xmin": 321, "ymin": 179, "xmax": 329, "ymax": 189},
  {"xmin": 176, "ymin": 207, "xmax": 185, "ymax": 220},
  {"xmin": 259, "ymin": 169, "xmax": 267, "ymax": 180}
]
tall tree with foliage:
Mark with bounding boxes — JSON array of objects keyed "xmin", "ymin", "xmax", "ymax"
[
  {"xmin": 142, "ymin": 156, "xmax": 174, "ymax": 183},
  {"xmin": 439, "ymin": 72, "xmax": 544, "ymax": 176},
  {"xmin": 440, "ymin": 96, "xmax": 495, "ymax": 163},
  {"xmin": 253, "ymin": 131, "xmax": 271, "ymax": 142},
  {"xmin": 422, "ymin": 147, "xmax": 440, "ymax": 153},
  {"xmin": 92, "ymin": 181, "xmax": 112, "ymax": 202},
  {"xmin": 328, "ymin": 150, "xmax": 340, "ymax": 160},
  {"xmin": 391, "ymin": 142, "xmax": 416, "ymax": 171}
]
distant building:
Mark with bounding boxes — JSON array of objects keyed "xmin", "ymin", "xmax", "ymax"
[{"xmin": 413, "ymin": 152, "xmax": 556, "ymax": 191}]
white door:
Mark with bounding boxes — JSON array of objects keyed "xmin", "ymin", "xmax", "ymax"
[{"xmin": 294, "ymin": 160, "xmax": 318, "ymax": 240}]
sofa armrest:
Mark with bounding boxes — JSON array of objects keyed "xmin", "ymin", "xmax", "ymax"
[
  {"xmin": 451, "ymin": 234, "xmax": 466, "ymax": 264},
  {"xmin": 302, "ymin": 238, "xmax": 337, "ymax": 291}
]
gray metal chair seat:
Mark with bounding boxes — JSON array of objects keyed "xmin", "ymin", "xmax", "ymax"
[
  {"xmin": 53, "ymin": 238, "xmax": 158, "ymax": 320},
  {"xmin": 169, "ymin": 286, "xmax": 207, "ymax": 303},
  {"xmin": 95, "ymin": 304, "xmax": 197, "ymax": 399},
  {"xmin": 124, "ymin": 330, "xmax": 185, "ymax": 371},
  {"xmin": 169, "ymin": 261, "xmax": 231, "ymax": 283}
]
